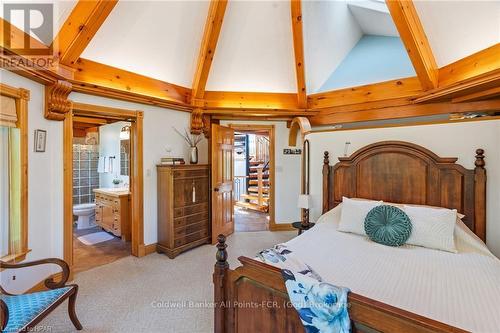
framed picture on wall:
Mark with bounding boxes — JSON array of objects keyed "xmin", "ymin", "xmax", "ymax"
[{"xmin": 34, "ymin": 129, "xmax": 47, "ymax": 152}]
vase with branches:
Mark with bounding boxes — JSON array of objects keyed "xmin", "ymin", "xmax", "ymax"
[{"xmin": 174, "ymin": 127, "xmax": 203, "ymax": 164}]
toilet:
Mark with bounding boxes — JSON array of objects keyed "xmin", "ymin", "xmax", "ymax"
[{"xmin": 73, "ymin": 203, "xmax": 97, "ymax": 229}]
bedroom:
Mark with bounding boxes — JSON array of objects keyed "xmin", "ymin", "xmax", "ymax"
[{"xmin": 1, "ymin": 0, "xmax": 500, "ymax": 332}]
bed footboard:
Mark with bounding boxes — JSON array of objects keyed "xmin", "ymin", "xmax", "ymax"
[{"xmin": 213, "ymin": 235, "xmax": 468, "ymax": 333}]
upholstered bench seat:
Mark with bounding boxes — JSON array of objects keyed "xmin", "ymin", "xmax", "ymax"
[{"xmin": 1, "ymin": 287, "xmax": 72, "ymax": 332}]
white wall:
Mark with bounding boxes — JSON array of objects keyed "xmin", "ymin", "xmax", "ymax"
[
  {"xmin": 69, "ymin": 93, "xmax": 208, "ymax": 245},
  {"xmin": 306, "ymin": 120, "xmax": 500, "ymax": 258},
  {"xmin": 0, "ymin": 70, "xmax": 64, "ymax": 293},
  {"xmin": 0, "ymin": 70, "xmax": 207, "ymax": 291},
  {"xmin": 220, "ymin": 120, "xmax": 301, "ymax": 224},
  {"xmin": 98, "ymin": 121, "xmax": 130, "ymax": 188}
]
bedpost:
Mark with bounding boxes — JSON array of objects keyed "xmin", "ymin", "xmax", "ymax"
[
  {"xmin": 474, "ymin": 149, "xmax": 486, "ymax": 242},
  {"xmin": 322, "ymin": 151, "xmax": 330, "ymax": 214},
  {"xmin": 214, "ymin": 234, "xmax": 229, "ymax": 333}
]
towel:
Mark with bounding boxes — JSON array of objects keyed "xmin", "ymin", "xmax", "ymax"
[
  {"xmin": 259, "ymin": 245, "xmax": 351, "ymax": 333},
  {"xmin": 108, "ymin": 157, "xmax": 114, "ymax": 173},
  {"xmin": 97, "ymin": 157, "xmax": 106, "ymax": 173}
]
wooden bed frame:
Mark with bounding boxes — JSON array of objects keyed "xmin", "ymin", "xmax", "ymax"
[{"xmin": 213, "ymin": 141, "xmax": 486, "ymax": 333}]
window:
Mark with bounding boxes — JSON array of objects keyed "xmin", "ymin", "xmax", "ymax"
[{"xmin": 0, "ymin": 86, "xmax": 29, "ymax": 262}]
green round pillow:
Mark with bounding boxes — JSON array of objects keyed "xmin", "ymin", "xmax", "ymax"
[{"xmin": 364, "ymin": 205, "xmax": 412, "ymax": 247}]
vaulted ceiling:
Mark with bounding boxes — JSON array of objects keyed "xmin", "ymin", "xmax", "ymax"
[{"xmin": 1, "ymin": 0, "xmax": 500, "ymax": 125}]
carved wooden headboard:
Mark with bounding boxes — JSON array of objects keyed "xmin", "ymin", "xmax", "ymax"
[{"xmin": 322, "ymin": 141, "xmax": 487, "ymax": 241}]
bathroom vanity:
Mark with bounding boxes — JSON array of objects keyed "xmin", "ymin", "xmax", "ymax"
[{"xmin": 93, "ymin": 188, "xmax": 131, "ymax": 241}]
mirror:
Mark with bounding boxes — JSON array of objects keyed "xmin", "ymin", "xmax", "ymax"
[{"xmin": 120, "ymin": 139, "xmax": 130, "ymax": 176}]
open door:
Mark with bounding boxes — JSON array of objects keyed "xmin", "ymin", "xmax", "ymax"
[{"xmin": 211, "ymin": 124, "xmax": 235, "ymax": 243}]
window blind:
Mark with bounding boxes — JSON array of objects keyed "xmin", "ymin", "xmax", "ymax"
[{"xmin": 0, "ymin": 95, "xmax": 17, "ymax": 127}]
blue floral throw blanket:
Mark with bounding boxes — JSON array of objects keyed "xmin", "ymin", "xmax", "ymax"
[{"xmin": 258, "ymin": 245, "xmax": 351, "ymax": 333}]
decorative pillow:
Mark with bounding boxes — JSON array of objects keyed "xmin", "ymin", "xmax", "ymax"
[
  {"xmin": 403, "ymin": 205, "xmax": 457, "ymax": 253},
  {"xmin": 385, "ymin": 201, "xmax": 465, "ymax": 219},
  {"xmin": 364, "ymin": 205, "xmax": 412, "ymax": 247},
  {"xmin": 338, "ymin": 197, "xmax": 382, "ymax": 235}
]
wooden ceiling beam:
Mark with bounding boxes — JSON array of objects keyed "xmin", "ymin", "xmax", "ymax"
[
  {"xmin": 308, "ymin": 77, "xmax": 422, "ymax": 109},
  {"xmin": 0, "ymin": 17, "xmax": 48, "ymax": 52},
  {"xmin": 191, "ymin": 0, "xmax": 228, "ymax": 101},
  {"xmin": 386, "ymin": 0, "xmax": 438, "ymax": 90},
  {"xmin": 310, "ymin": 98, "xmax": 500, "ymax": 125},
  {"xmin": 54, "ymin": 0, "xmax": 118, "ymax": 66},
  {"xmin": 452, "ymin": 86, "xmax": 500, "ymax": 103},
  {"xmin": 439, "ymin": 44, "xmax": 500, "ymax": 88},
  {"xmin": 290, "ymin": 0, "xmax": 307, "ymax": 108},
  {"xmin": 204, "ymin": 109, "xmax": 317, "ymax": 117},
  {"xmin": 203, "ymin": 91, "xmax": 303, "ymax": 111},
  {"xmin": 71, "ymin": 58, "xmax": 192, "ymax": 108}
]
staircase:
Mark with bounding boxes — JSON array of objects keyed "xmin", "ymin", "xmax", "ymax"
[{"xmin": 235, "ymin": 135, "xmax": 270, "ymax": 213}]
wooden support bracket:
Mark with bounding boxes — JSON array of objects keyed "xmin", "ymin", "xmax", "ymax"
[
  {"xmin": 190, "ymin": 108, "xmax": 204, "ymax": 135},
  {"xmin": 44, "ymin": 80, "xmax": 73, "ymax": 121}
]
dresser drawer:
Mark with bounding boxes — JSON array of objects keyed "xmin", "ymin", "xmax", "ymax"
[
  {"xmin": 174, "ymin": 221, "xmax": 208, "ymax": 239},
  {"xmin": 113, "ymin": 214, "xmax": 121, "ymax": 229},
  {"xmin": 174, "ymin": 229, "xmax": 209, "ymax": 247},
  {"xmin": 174, "ymin": 211, "xmax": 209, "ymax": 228},
  {"xmin": 174, "ymin": 203, "xmax": 208, "ymax": 218},
  {"xmin": 173, "ymin": 168, "xmax": 209, "ymax": 179}
]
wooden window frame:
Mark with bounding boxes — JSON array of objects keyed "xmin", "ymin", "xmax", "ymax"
[{"xmin": 0, "ymin": 83, "xmax": 30, "ymax": 263}]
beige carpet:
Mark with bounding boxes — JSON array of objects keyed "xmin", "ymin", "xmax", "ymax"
[{"xmin": 41, "ymin": 231, "xmax": 295, "ymax": 333}]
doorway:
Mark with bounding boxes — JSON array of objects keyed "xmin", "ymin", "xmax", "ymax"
[
  {"xmin": 63, "ymin": 102, "xmax": 144, "ymax": 275},
  {"xmin": 228, "ymin": 124, "xmax": 276, "ymax": 232}
]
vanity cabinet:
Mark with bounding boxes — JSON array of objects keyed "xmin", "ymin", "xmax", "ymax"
[
  {"xmin": 94, "ymin": 190, "xmax": 131, "ymax": 241},
  {"xmin": 156, "ymin": 164, "xmax": 210, "ymax": 258}
]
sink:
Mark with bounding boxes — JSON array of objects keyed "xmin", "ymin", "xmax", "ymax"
[
  {"xmin": 103, "ymin": 187, "xmax": 129, "ymax": 192},
  {"xmin": 94, "ymin": 187, "xmax": 130, "ymax": 196}
]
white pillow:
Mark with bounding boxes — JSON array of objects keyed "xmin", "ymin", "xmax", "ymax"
[
  {"xmin": 385, "ymin": 201, "xmax": 465, "ymax": 219},
  {"xmin": 338, "ymin": 197, "xmax": 382, "ymax": 235},
  {"xmin": 454, "ymin": 219, "xmax": 495, "ymax": 258},
  {"xmin": 404, "ymin": 205, "xmax": 457, "ymax": 253},
  {"xmin": 316, "ymin": 204, "xmax": 342, "ymax": 225}
]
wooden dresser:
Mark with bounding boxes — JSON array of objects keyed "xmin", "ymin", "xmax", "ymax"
[
  {"xmin": 156, "ymin": 164, "xmax": 210, "ymax": 258},
  {"xmin": 93, "ymin": 189, "xmax": 131, "ymax": 241}
]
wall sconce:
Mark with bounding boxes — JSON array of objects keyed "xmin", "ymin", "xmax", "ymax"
[{"xmin": 120, "ymin": 125, "xmax": 130, "ymax": 140}]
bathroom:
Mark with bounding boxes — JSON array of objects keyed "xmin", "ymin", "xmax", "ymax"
[{"xmin": 72, "ymin": 118, "xmax": 132, "ymax": 273}]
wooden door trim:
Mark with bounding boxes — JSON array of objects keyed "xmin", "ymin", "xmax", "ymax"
[
  {"xmin": 227, "ymin": 124, "xmax": 279, "ymax": 231},
  {"xmin": 63, "ymin": 104, "xmax": 145, "ymax": 275}
]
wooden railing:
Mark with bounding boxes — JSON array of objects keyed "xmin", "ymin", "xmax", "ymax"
[
  {"xmin": 257, "ymin": 167, "xmax": 264, "ymax": 207},
  {"xmin": 234, "ymin": 176, "xmax": 247, "ymax": 202},
  {"xmin": 255, "ymin": 135, "xmax": 269, "ymax": 162}
]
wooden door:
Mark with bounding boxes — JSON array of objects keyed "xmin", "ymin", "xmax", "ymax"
[{"xmin": 211, "ymin": 124, "xmax": 235, "ymax": 242}]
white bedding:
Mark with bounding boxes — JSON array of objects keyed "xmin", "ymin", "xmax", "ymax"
[{"xmin": 274, "ymin": 206, "xmax": 500, "ymax": 333}]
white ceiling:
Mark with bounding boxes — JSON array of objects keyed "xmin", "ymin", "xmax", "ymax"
[
  {"xmin": 414, "ymin": 0, "xmax": 500, "ymax": 67},
  {"xmin": 3, "ymin": 0, "xmax": 499, "ymax": 92},
  {"xmin": 347, "ymin": 1, "xmax": 399, "ymax": 37},
  {"xmin": 205, "ymin": 0, "xmax": 297, "ymax": 93},
  {"xmin": 303, "ymin": 0, "xmax": 363, "ymax": 93},
  {"xmin": 81, "ymin": 1, "xmax": 210, "ymax": 87}
]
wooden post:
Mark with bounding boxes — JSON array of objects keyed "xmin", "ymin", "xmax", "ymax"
[
  {"xmin": 474, "ymin": 148, "xmax": 486, "ymax": 241},
  {"xmin": 322, "ymin": 151, "xmax": 330, "ymax": 214},
  {"xmin": 214, "ymin": 234, "xmax": 228, "ymax": 333},
  {"xmin": 257, "ymin": 167, "xmax": 264, "ymax": 208}
]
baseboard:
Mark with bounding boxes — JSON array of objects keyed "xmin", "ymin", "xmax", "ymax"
[
  {"xmin": 144, "ymin": 243, "xmax": 158, "ymax": 255},
  {"xmin": 269, "ymin": 223, "xmax": 295, "ymax": 231},
  {"xmin": 25, "ymin": 271, "xmax": 64, "ymax": 294}
]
